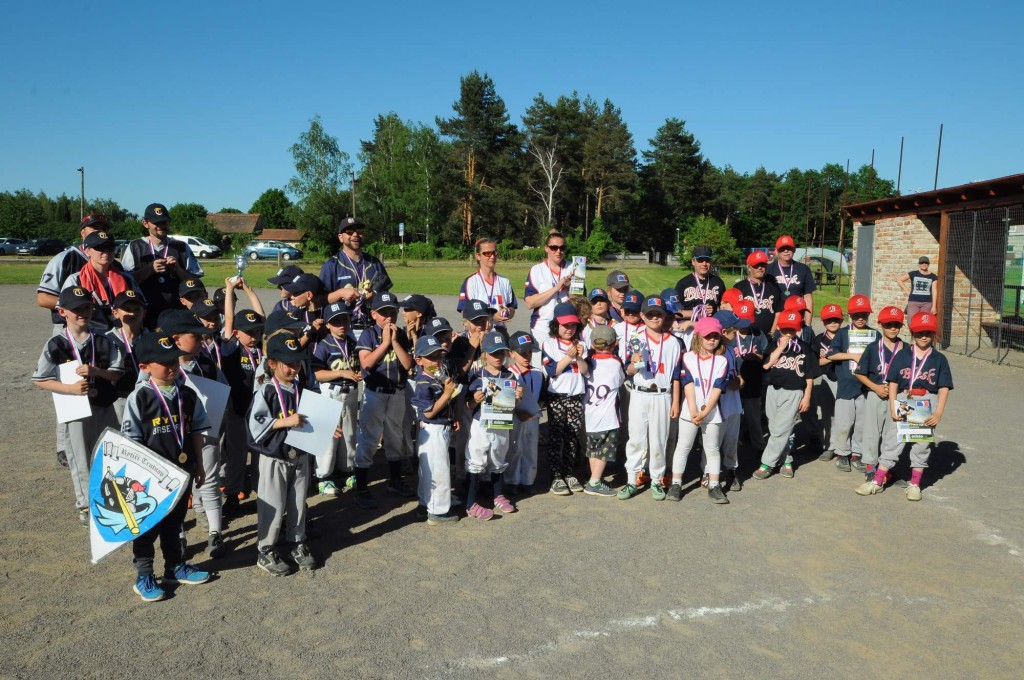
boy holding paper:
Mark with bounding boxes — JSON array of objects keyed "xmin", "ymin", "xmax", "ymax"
[
  {"xmin": 33, "ymin": 287, "xmax": 124, "ymax": 526},
  {"xmin": 825, "ymin": 295, "xmax": 879, "ymax": 472}
]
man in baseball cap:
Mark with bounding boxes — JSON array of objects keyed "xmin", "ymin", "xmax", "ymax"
[
  {"xmin": 674, "ymin": 245, "xmax": 725, "ymax": 322},
  {"xmin": 735, "ymin": 251, "xmax": 783, "ymax": 335},
  {"xmin": 320, "ymin": 216, "xmax": 392, "ymax": 333},
  {"xmin": 767, "ymin": 235, "xmax": 816, "ymax": 324}
]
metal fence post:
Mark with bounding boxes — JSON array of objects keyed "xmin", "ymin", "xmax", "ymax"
[{"xmin": 965, "ymin": 212, "xmax": 977, "ymax": 355}]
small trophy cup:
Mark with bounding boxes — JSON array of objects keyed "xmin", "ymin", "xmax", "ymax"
[{"xmin": 234, "ymin": 254, "xmax": 248, "ymax": 283}]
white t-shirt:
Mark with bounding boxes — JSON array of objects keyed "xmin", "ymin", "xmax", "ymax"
[
  {"xmin": 629, "ymin": 330, "xmax": 682, "ymax": 392},
  {"xmin": 585, "ymin": 353, "xmax": 624, "ymax": 433},
  {"xmin": 680, "ymin": 351, "xmax": 729, "ymax": 424},
  {"xmin": 614, "ymin": 320, "xmax": 646, "ymax": 363},
  {"xmin": 525, "ymin": 261, "xmax": 569, "ymax": 338},
  {"xmin": 541, "ymin": 337, "xmax": 585, "ymax": 396}
]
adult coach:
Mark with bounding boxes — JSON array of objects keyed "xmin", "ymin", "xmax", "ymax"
[
  {"xmin": 897, "ymin": 256, "xmax": 938, "ymax": 318},
  {"xmin": 457, "ymin": 237, "xmax": 517, "ymax": 330},
  {"xmin": 766, "ymin": 235, "xmax": 815, "ymax": 324},
  {"xmin": 734, "ymin": 250, "xmax": 783, "ymax": 335},
  {"xmin": 524, "ymin": 231, "xmax": 573, "ymax": 341},
  {"xmin": 121, "ymin": 203, "xmax": 203, "ymax": 329},
  {"xmin": 319, "ymin": 217, "xmax": 392, "ymax": 335},
  {"xmin": 37, "ymin": 214, "xmax": 112, "ymax": 329},
  {"xmin": 674, "ymin": 245, "xmax": 726, "ymax": 321}
]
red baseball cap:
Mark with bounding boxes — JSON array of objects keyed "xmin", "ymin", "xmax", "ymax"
[
  {"xmin": 909, "ymin": 312, "xmax": 937, "ymax": 333},
  {"xmin": 819, "ymin": 303, "xmax": 844, "ymax": 321},
  {"xmin": 775, "ymin": 235, "xmax": 796, "ymax": 250},
  {"xmin": 878, "ymin": 306, "xmax": 905, "ymax": 325},
  {"xmin": 734, "ymin": 300, "xmax": 756, "ymax": 321},
  {"xmin": 784, "ymin": 296, "xmax": 807, "ymax": 313},
  {"xmin": 746, "ymin": 250, "xmax": 769, "ymax": 266},
  {"xmin": 721, "ymin": 288, "xmax": 744, "ymax": 309},
  {"xmin": 847, "ymin": 294, "xmax": 872, "ymax": 314},
  {"xmin": 777, "ymin": 310, "xmax": 803, "ymax": 331}
]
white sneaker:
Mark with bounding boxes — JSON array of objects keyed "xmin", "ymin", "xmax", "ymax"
[
  {"xmin": 855, "ymin": 480, "xmax": 884, "ymax": 496},
  {"xmin": 905, "ymin": 484, "xmax": 922, "ymax": 501}
]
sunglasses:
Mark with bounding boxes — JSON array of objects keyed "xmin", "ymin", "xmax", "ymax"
[
  {"xmin": 850, "ymin": 312, "xmax": 870, "ymax": 319},
  {"xmin": 478, "ymin": 251, "xmax": 497, "ymax": 258},
  {"xmin": 750, "ymin": 263, "xmax": 767, "ymax": 269},
  {"xmin": 342, "ymin": 229, "xmax": 364, "ymax": 236},
  {"xmin": 694, "ymin": 257, "xmax": 712, "ymax": 263},
  {"xmin": 547, "ymin": 244, "xmax": 566, "ymax": 252},
  {"xmin": 92, "ymin": 245, "xmax": 115, "ymax": 253},
  {"xmin": 881, "ymin": 322, "xmax": 903, "ymax": 330}
]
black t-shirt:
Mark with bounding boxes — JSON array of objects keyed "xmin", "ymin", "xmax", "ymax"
[
  {"xmin": 766, "ymin": 260, "xmax": 817, "ymax": 302},
  {"xmin": 764, "ymin": 337, "xmax": 819, "ymax": 391},
  {"xmin": 221, "ymin": 337, "xmax": 262, "ymax": 415},
  {"xmin": 907, "ymin": 271, "xmax": 938, "ymax": 303},
  {"xmin": 734, "ymin": 278, "xmax": 783, "ymax": 335},
  {"xmin": 674, "ymin": 273, "xmax": 726, "ymax": 314},
  {"xmin": 814, "ymin": 331, "xmax": 837, "ymax": 381},
  {"xmin": 734, "ymin": 330, "xmax": 769, "ymax": 398}
]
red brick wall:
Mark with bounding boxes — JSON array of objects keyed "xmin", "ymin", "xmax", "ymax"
[{"xmin": 852, "ymin": 215, "xmax": 941, "ymax": 312}]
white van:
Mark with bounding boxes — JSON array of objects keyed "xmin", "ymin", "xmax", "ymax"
[{"xmin": 169, "ymin": 234, "xmax": 222, "ymax": 259}]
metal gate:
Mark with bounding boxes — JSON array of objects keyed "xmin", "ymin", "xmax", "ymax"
[{"xmin": 942, "ymin": 205, "xmax": 1024, "ymax": 367}]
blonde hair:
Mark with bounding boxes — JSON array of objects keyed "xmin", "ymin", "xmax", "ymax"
[
  {"xmin": 569, "ymin": 294, "xmax": 592, "ymax": 327},
  {"xmin": 690, "ymin": 332, "xmax": 726, "ymax": 356}
]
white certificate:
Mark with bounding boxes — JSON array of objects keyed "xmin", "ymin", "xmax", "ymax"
[
  {"xmin": 183, "ymin": 373, "xmax": 231, "ymax": 438},
  {"xmin": 53, "ymin": 361, "xmax": 92, "ymax": 423},
  {"xmin": 285, "ymin": 389, "xmax": 343, "ymax": 464}
]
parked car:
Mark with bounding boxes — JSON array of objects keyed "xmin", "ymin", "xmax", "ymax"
[
  {"xmin": 0, "ymin": 237, "xmax": 27, "ymax": 255},
  {"xmin": 169, "ymin": 234, "xmax": 222, "ymax": 259},
  {"xmin": 242, "ymin": 239, "xmax": 302, "ymax": 261},
  {"xmin": 16, "ymin": 239, "xmax": 67, "ymax": 256},
  {"xmin": 115, "ymin": 239, "xmax": 130, "ymax": 258}
]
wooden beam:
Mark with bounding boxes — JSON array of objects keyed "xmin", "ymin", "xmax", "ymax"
[{"xmin": 937, "ymin": 211, "xmax": 950, "ymax": 346}]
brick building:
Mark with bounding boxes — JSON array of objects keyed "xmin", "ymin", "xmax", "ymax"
[{"xmin": 844, "ymin": 174, "xmax": 1024, "ymax": 366}]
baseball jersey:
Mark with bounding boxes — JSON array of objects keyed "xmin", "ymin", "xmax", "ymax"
[
  {"xmin": 411, "ymin": 369, "xmax": 454, "ymax": 426},
  {"xmin": 356, "ymin": 325, "xmax": 411, "ymax": 389},
  {"xmin": 120, "ymin": 237, "xmax": 202, "ymax": 320},
  {"xmin": 629, "ymin": 330, "xmax": 682, "ymax": 392},
  {"xmin": 674, "ymin": 273, "xmax": 726, "ymax": 315},
  {"xmin": 458, "ymin": 271, "xmax": 518, "ymax": 319},
  {"xmin": 584, "ymin": 353, "xmax": 624, "ymax": 433},
  {"xmin": 678, "ymin": 351, "xmax": 730, "ymax": 423},
  {"xmin": 220, "ymin": 338, "xmax": 263, "ymax": 415},
  {"xmin": 105, "ymin": 327, "xmax": 146, "ymax": 398},
  {"xmin": 310, "ymin": 333, "xmax": 359, "ymax": 389},
  {"xmin": 827, "ymin": 326, "xmax": 879, "ymax": 399},
  {"xmin": 38, "ymin": 245, "xmax": 90, "ymax": 325},
  {"xmin": 734, "ymin": 278, "xmax": 783, "ymax": 335},
  {"xmin": 764, "ymin": 337, "xmax": 819, "ymax": 390},
  {"xmin": 855, "ymin": 338, "xmax": 905, "ymax": 386},
  {"xmin": 541, "ymin": 337, "xmax": 585, "ymax": 396},
  {"xmin": 766, "ymin": 260, "xmax": 816, "ymax": 302},
  {"xmin": 733, "ymin": 330, "xmax": 769, "ymax": 398},
  {"xmin": 884, "ymin": 347, "xmax": 954, "ymax": 393},
  {"xmin": 510, "ymin": 365, "xmax": 545, "ymax": 419},
  {"xmin": 717, "ymin": 351, "xmax": 742, "ymax": 418},
  {"xmin": 524, "ymin": 260, "xmax": 569, "ymax": 330},
  {"xmin": 614, "ymin": 320, "xmax": 646, "ymax": 363},
  {"xmin": 33, "ymin": 331, "xmax": 125, "ymax": 408},
  {"xmin": 247, "ymin": 379, "xmax": 303, "ymax": 458},
  {"xmin": 467, "ymin": 367, "xmax": 517, "ymax": 422},
  {"xmin": 814, "ymin": 331, "xmax": 838, "ymax": 381},
  {"xmin": 318, "ymin": 252, "xmax": 392, "ymax": 328},
  {"xmin": 121, "ymin": 381, "xmax": 210, "ymax": 470}
]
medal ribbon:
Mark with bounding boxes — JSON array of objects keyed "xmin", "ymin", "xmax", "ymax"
[
  {"xmin": 778, "ymin": 263, "xmax": 795, "ymax": 293},
  {"xmin": 878, "ymin": 339, "xmax": 901, "ymax": 379},
  {"xmin": 64, "ymin": 329, "xmax": 95, "ymax": 368},
  {"xmin": 645, "ymin": 329, "xmax": 665, "ymax": 377},
  {"xmin": 147, "ymin": 238, "xmax": 169, "ymax": 261},
  {"xmin": 748, "ymin": 281, "xmax": 765, "ymax": 311},
  {"xmin": 696, "ymin": 354, "xmax": 718, "ymax": 404},
  {"xmin": 149, "ymin": 379, "xmax": 185, "ymax": 449},
  {"xmin": 272, "ymin": 376, "xmax": 300, "ymax": 420},
  {"xmin": 119, "ymin": 328, "xmax": 138, "ymax": 372},
  {"xmin": 908, "ymin": 347, "xmax": 931, "ymax": 390}
]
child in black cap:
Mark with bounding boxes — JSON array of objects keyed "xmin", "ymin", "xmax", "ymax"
[
  {"xmin": 33, "ymin": 287, "xmax": 125, "ymax": 525},
  {"xmin": 248, "ymin": 334, "xmax": 321, "ymax": 575},
  {"xmin": 122, "ymin": 332, "xmax": 212, "ymax": 602},
  {"xmin": 106, "ymin": 289, "xmax": 147, "ymax": 421}
]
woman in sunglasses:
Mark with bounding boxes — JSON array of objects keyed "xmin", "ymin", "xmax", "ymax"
[
  {"xmin": 525, "ymin": 231, "xmax": 574, "ymax": 342},
  {"xmin": 61, "ymin": 230, "xmax": 144, "ymax": 333},
  {"xmin": 457, "ymin": 238, "xmax": 518, "ymax": 332}
]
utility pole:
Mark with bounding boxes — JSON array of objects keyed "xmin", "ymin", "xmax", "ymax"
[
  {"xmin": 933, "ymin": 123, "xmax": 944, "ymax": 191},
  {"xmin": 77, "ymin": 167, "xmax": 85, "ymax": 220}
]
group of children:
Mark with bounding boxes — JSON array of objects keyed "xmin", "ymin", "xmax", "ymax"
[{"xmin": 34, "ymin": 258, "xmax": 954, "ymax": 603}]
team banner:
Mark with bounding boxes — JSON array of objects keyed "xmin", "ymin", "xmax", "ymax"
[{"xmin": 87, "ymin": 428, "xmax": 191, "ymax": 564}]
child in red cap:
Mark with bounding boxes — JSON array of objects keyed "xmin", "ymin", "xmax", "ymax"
[
  {"xmin": 853, "ymin": 306, "xmax": 906, "ymax": 487},
  {"xmin": 824, "ymin": 295, "xmax": 878, "ymax": 472},
  {"xmin": 860, "ymin": 312, "xmax": 952, "ymax": 500},
  {"xmin": 811, "ymin": 304, "xmax": 845, "ymax": 460}
]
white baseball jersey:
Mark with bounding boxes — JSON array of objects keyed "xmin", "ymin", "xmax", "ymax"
[
  {"xmin": 541, "ymin": 337, "xmax": 585, "ymax": 396},
  {"xmin": 614, "ymin": 320, "xmax": 646, "ymax": 363},
  {"xmin": 679, "ymin": 351, "xmax": 730, "ymax": 424},
  {"xmin": 585, "ymin": 353, "xmax": 624, "ymax": 434},
  {"xmin": 630, "ymin": 330, "xmax": 682, "ymax": 392}
]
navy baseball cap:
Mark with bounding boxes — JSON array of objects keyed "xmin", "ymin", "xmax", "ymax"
[
  {"xmin": 400, "ymin": 294, "xmax": 434, "ymax": 315},
  {"xmin": 338, "ymin": 217, "xmax": 366, "ymax": 234},
  {"xmin": 371, "ymin": 291, "xmax": 399, "ymax": 311},
  {"xmin": 553, "ymin": 301, "xmax": 580, "ymax": 325},
  {"xmin": 112, "ymin": 289, "xmax": 144, "ymax": 309},
  {"xmin": 693, "ymin": 245, "xmax": 713, "ymax": 260},
  {"xmin": 509, "ymin": 331, "xmax": 537, "ymax": 353},
  {"xmin": 414, "ymin": 335, "xmax": 445, "ymax": 358},
  {"xmin": 482, "ymin": 331, "xmax": 510, "ymax": 354},
  {"xmin": 588, "ymin": 287, "xmax": 609, "ymax": 302},
  {"xmin": 158, "ymin": 309, "xmax": 207, "ymax": 335},
  {"xmin": 144, "ymin": 203, "xmax": 170, "ymax": 224},
  {"xmin": 324, "ymin": 302, "xmax": 350, "ymax": 324},
  {"xmin": 265, "ymin": 309, "xmax": 305, "ymax": 335},
  {"xmin": 268, "ymin": 265, "xmax": 304, "ymax": 286},
  {"xmin": 179, "ymin": 278, "xmax": 207, "ymax": 297},
  {"xmin": 233, "ymin": 309, "xmax": 265, "ymax": 333},
  {"xmin": 191, "ymin": 299, "xmax": 220, "ymax": 320},
  {"xmin": 282, "ymin": 273, "xmax": 322, "ymax": 295},
  {"xmin": 266, "ymin": 334, "xmax": 308, "ymax": 362},
  {"xmin": 135, "ymin": 333, "xmax": 187, "ymax": 363},
  {"xmin": 713, "ymin": 310, "xmax": 749, "ymax": 330},
  {"xmin": 58, "ymin": 286, "xmax": 94, "ymax": 311},
  {"xmin": 641, "ymin": 296, "xmax": 667, "ymax": 316},
  {"xmin": 462, "ymin": 299, "xmax": 494, "ymax": 320},
  {"xmin": 621, "ymin": 290, "xmax": 643, "ymax": 312},
  {"xmin": 660, "ymin": 288, "xmax": 681, "ymax": 314},
  {"xmin": 428, "ymin": 317, "xmax": 453, "ymax": 337}
]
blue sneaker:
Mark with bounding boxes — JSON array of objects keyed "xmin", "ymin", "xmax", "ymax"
[
  {"xmin": 133, "ymin": 573, "xmax": 166, "ymax": 602},
  {"xmin": 164, "ymin": 562, "xmax": 211, "ymax": 586}
]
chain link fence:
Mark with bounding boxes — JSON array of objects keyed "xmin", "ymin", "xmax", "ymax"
[{"xmin": 942, "ymin": 204, "xmax": 1024, "ymax": 367}]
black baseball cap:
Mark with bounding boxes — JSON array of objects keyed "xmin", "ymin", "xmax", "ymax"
[
  {"xmin": 693, "ymin": 245, "xmax": 713, "ymax": 260},
  {"xmin": 158, "ymin": 309, "xmax": 207, "ymax": 335},
  {"xmin": 135, "ymin": 333, "xmax": 187, "ymax": 364},
  {"xmin": 191, "ymin": 299, "xmax": 220, "ymax": 320},
  {"xmin": 59, "ymin": 286, "xmax": 94, "ymax": 311},
  {"xmin": 112, "ymin": 289, "xmax": 144, "ymax": 309},
  {"xmin": 233, "ymin": 309, "xmax": 265, "ymax": 333},
  {"xmin": 268, "ymin": 265, "xmax": 304, "ymax": 286},
  {"xmin": 282, "ymin": 273, "xmax": 322, "ymax": 295},
  {"xmin": 266, "ymin": 334, "xmax": 309, "ymax": 362},
  {"xmin": 462, "ymin": 299, "xmax": 494, "ymax": 320},
  {"xmin": 83, "ymin": 231, "xmax": 115, "ymax": 249},
  {"xmin": 265, "ymin": 309, "xmax": 306, "ymax": 335},
  {"xmin": 144, "ymin": 203, "xmax": 170, "ymax": 224},
  {"xmin": 399, "ymin": 294, "xmax": 434, "ymax": 315},
  {"xmin": 338, "ymin": 217, "xmax": 366, "ymax": 234},
  {"xmin": 179, "ymin": 278, "xmax": 207, "ymax": 297},
  {"xmin": 508, "ymin": 331, "xmax": 537, "ymax": 353},
  {"xmin": 80, "ymin": 214, "xmax": 111, "ymax": 230}
]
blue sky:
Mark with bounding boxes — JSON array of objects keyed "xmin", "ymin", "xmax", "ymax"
[{"xmin": 2, "ymin": 0, "xmax": 1021, "ymax": 217}]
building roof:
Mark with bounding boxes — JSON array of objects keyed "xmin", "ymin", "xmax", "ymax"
[
  {"xmin": 844, "ymin": 173, "xmax": 1024, "ymax": 220},
  {"xmin": 208, "ymin": 213, "xmax": 263, "ymax": 234},
  {"xmin": 259, "ymin": 229, "xmax": 304, "ymax": 241}
]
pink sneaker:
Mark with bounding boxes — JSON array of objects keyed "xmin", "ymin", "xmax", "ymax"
[
  {"xmin": 467, "ymin": 503, "xmax": 494, "ymax": 521},
  {"xmin": 493, "ymin": 495, "xmax": 516, "ymax": 514}
]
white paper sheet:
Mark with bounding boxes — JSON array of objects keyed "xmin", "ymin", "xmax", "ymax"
[
  {"xmin": 183, "ymin": 373, "xmax": 231, "ymax": 438},
  {"xmin": 285, "ymin": 389, "xmax": 343, "ymax": 464},
  {"xmin": 53, "ymin": 361, "xmax": 92, "ymax": 423}
]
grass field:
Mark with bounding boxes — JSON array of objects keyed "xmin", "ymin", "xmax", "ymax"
[{"xmin": 0, "ymin": 257, "xmax": 852, "ymax": 309}]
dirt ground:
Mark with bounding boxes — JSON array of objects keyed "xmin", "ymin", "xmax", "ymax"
[{"xmin": 1, "ymin": 283, "xmax": 1022, "ymax": 679}]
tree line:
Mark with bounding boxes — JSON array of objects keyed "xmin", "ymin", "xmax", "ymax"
[{"xmin": 1, "ymin": 71, "xmax": 895, "ymax": 264}]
